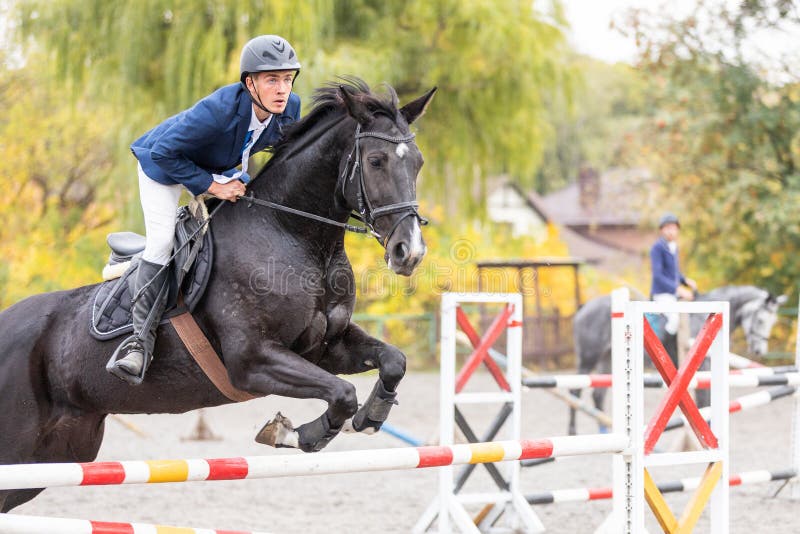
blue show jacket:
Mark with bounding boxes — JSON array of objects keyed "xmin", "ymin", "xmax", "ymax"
[
  {"xmin": 650, "ymin": 237, "xmax": 687, "ymax": 297},
  {"xmin": 131, "ymin": 83, "xmax": 301, "ymax": 196}
]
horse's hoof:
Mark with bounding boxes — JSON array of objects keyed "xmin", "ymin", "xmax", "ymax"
[
  {"xmin": 255, "ymin": 412, "xmax": 299, "ymax": 448},
  {"xmin": 340, "ymin": 418, "xmax": 378, "ymax": 435},
  {"xmin": 340, "ymin": 418, "xmax": 356, "ymax": 434}
]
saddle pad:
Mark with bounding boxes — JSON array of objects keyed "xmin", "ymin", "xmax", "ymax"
[{"xmin": 90, "ymin": 223, "xmax": 213, "ymax": 341}]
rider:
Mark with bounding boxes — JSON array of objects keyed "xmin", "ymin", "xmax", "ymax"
[
  {"xmin": 107, "ymin": 35, "xmax": 302, "ymax": 385},
  {"xmin": 650, "ymin": 213, "xmax": 697, "ymax": 363}
]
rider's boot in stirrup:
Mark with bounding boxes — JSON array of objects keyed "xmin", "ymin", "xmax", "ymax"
[{"xmin": 106, "ymin": 259, "xmax": 169, "ymax": 385}]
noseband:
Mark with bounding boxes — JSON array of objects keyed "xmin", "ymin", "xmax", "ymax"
[{"xmin": 341, "ymin": 124, "xmax": 428, "ymax": 246}]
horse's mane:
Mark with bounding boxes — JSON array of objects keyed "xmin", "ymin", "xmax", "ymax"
[
  {"xmin": 697, "ymin": 285, "xmax": 765, "ymax": 303},
  {"xmin": 267, "ymin": 76, "xmax": 398, "ymax": 164}
]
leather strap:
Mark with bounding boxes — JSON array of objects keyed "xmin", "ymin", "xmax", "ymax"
[{"xmin": 169, "ymin": 312, "xmax": 256, "ymax": 402}]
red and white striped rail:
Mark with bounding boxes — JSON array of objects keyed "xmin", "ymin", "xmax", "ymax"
[
  {"xmin": 728, "ymin": 352, "xmax": 767, "ymax": 369},
  {"xmin": 0, "ymin": 436, "xmax": 627, "ymax": 491},
  {"xmin": 665, "ymin": 385, "xmax": 797, "ymax": 431},
  {"xmin": 523, "ymin": 371, "xmax": 800, "ymax": 390},
  {"xmin": 0, "ymin": 514, "xmax": 265, "ymax": 534},
  {"xmin": 525, "ymin": 468, "xmax": 795, "ymax": 505}
]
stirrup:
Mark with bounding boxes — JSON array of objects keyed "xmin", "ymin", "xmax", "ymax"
[{"xmin": 106, "ymin": 335, "xmax": 152, "ymax": 386}]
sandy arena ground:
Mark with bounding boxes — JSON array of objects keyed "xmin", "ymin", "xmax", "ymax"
[{"xmin": 11, "ymin": 371, "xmax": 800, "ymax": 533}]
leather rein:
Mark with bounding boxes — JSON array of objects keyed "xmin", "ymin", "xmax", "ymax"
[{"xmin": 242, "ymin": 123, "xmax": 428, "ymax": 247}]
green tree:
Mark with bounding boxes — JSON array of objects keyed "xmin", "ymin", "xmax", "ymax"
[
  {"xmin": 0, "ymin": 66, "xmax": 118, "ymax": 307},
  {"xmin": 11, "ymin": 0, "xmax": 571, "ymax": 213},
  {"xmin": 619, "ymin": 1, "xmax": 800, "ymax": 295},
  {"xmin": 2, "ymin": 0, "xmax": 578, "ymax": 307},
  {"xmin": 535, "ymin": 56, "xmax": 647, "ymax": 194}
]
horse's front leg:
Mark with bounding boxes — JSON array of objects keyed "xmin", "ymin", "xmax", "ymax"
[
  {"xmin": 320, "ymin": 323, "xmax": 406, "ymax": 435},
  {"xmin": 224, "ymin": 338, "xmax": 358, "ymax": 453}
]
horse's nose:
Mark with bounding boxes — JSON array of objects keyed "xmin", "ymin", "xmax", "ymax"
[
  {"xmin": 394, "ymin": 242, "xmax": 409, "ymax": 262},
  {"xmin": 390, "ymin": 239, "xmax": 425, "ymax": 274},
  {"xmin": 386, "ymin": 219, "xmax": 426, "ymax": 276}
]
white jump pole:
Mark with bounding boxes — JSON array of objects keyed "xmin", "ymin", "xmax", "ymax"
[
  {"xmin": 607, "ymin": 287, "xmax": 643, "ymax": 533},
  {"xmin": 792, "ymin": 290, "xmax": 800, "ymax": 499},
  {"xmin": 0, "ymin": 437, "xmax": 631, "ymax": 492},
  {"xmin": 424, "ymin": 292, "xmax": 543, "ymax": 533},
  {"xmin": 0, "ymin": 513, "xmax": 270, "ymax": 534}
]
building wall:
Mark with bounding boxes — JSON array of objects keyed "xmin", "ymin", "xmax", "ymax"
[{"xmin": 486, "ymin": 184, "xmax": 548, "ymax": 239}]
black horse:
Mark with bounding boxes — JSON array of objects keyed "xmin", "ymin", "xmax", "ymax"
[{"xmin": 0, "ymin": 78, "xmax": 436, "ymax": 512}]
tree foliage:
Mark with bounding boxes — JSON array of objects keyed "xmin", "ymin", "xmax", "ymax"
[
  {"xmin": 619, "ymin": 0, "xmax": 800, "ymax": 295},
  {"xmin": 2, "ymin": 0, "xmax": 580, "ymax": 309},
  {"xmin": 535, "ymin": 56, "xmax": 647, "ymax": 194},
  {"xmin": 11, "ymin": 0, "xmax": 571, "ymax": 214},
  {"xmin": 0, "ymin": 67, "xmax": 118, "ymax": 307}
]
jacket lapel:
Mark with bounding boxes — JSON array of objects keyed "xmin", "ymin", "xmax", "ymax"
[{"xmin": 234, "ymin": 89, "xmax": 252, "ymax": 157}]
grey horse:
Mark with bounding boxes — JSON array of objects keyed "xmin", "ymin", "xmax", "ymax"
[{"xmin": 568, "ymin": 285, "xmax": 788, "ymax": 435}]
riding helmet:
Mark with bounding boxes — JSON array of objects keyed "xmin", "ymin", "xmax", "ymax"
[
  {"xmin": 658, "ymin": 213, "xmax": 680, "ymax": 228},
  {"xmin": 239, "ymin": 35, "xmax": 301, "ymax": 83}
]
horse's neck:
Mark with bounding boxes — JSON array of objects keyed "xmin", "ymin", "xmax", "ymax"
[
  {"xmin": 242, "ymin": 121, "xmax": 353, "ymax": 249},
  {"xmin": 258, "ymin": 137, "xmax": 347, "ymax": 216}
]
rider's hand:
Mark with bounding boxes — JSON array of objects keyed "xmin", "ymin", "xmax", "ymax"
[
  {"xmin": 676, "ymin": 286, "xmax": 695, "ymax": 301},
  {"xmin": 685, "ymin": 278, "xmax": 698, "ymax": 291},
  {"xmin": 207, "ymin": 180, "xmax": 246, "ymax": 202}
]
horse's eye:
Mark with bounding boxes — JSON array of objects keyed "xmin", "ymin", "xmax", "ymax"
[{"xmin": 368, "ymin": 157, "xmax": 382, "ymax": 168}]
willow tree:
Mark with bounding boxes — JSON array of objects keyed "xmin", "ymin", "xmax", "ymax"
[{"xmin": 11, "ymin": 0, "xmax": 570, "ymax": 214}]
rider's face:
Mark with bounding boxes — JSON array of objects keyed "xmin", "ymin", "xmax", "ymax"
[
  {"xmin": 247, "ymin": 70, "xmax": 297, "ymax": 116},
  {"xmin": 660, "ymin": 223, "xmax": 679, "ymax": 242}
]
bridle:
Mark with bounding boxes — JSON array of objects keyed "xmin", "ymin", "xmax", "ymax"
[
  {"xmin": 242, "ymin": 122, "xmax": 428, "ymax": 247},
  {"xmin": 340, "ymin": 124, "xmax": 428, "ymax": 246},
  {"xmin": 741, "ymin": 302, "xmax": 772, "ymax": 344}
]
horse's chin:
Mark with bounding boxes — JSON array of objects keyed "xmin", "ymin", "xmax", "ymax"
[{"xmin": 385, "ymin": 251, "xmax": 423, "ymax": 276}]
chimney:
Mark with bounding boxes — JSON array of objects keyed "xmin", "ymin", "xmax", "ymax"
[{"xmin": 578, "ymin": 165, "xmax": 600, "ymax": 211}]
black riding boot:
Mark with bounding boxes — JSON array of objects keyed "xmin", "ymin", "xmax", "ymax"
[{"xmin": 106, "ymin": 259, "xmax": 169, "ymax": 385}]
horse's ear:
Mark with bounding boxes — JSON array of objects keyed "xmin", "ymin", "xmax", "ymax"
[
  {"xmin": 776, "ymin": 294, "xmax": 789, "ymax": 305},
  {"xmin": 339, "ymin": 85, "xmax": 372, "ymax": 124},
  {"xmin": 400, "ymin": 86, "xmax": 437, "ymax": 125}
]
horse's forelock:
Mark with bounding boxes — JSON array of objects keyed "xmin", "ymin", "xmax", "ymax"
[
  {"xmin": 269, "ymin": 77, "xmax": 400, "ymax": 163},
  {"xmin": 314, "ymin": 77, "xmax": 400, "ymax": 122}
]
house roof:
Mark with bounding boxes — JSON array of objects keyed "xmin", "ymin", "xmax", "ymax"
[{"xmin": 536, "ymin": 167, "xmax": 654, "ymax": 227}]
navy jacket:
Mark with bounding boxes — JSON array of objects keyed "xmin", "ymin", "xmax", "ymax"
[
  {"xmin": 650, "ymin": 237, "xmax": 686, "ymax": 297},
  {"xmin": 131, "ymin": 83, "xmax": 301, "ymax": 196}
]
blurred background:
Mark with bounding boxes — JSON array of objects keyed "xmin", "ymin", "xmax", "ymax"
[{"xmin": 1, "ymin": 0, "xmax": 798, "ymax": 368}]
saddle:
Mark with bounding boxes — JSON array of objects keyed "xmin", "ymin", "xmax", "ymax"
[
  {"xmin": 91, "ymin": 203, "xmax": 254, "ymax": 403},
  {"xmin": 90, "ymin": 205, "xmax": 214, "ymax": 341}
]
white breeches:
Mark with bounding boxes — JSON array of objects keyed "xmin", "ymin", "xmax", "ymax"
[
  {"xmin": 138, "ymin": 163, "xmax": 184, "ymax": 265},
  {"xmin": 652, "ymin": 293, "xmax": 679, "ymax": 335}
]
